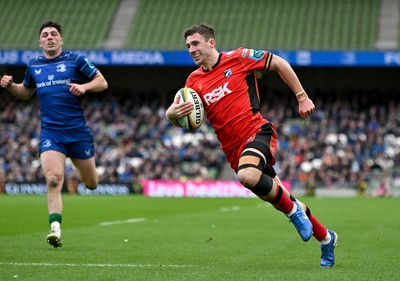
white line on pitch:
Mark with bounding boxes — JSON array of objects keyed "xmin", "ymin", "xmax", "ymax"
[
  {"xmin": 0, "ymin": 262, "xmax": 193, "ymax": 268},
  {"xmin": 220, "ymin": 205, "xmax": 241, "ymax": 212},
  {"xmin": 99, "ymin": 217, "xmax": 147, "ymax": 226}
]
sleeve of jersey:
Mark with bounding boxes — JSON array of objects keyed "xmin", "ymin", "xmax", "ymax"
[
  {"xmin": 22, "ymin": 61, "xmax": 36, "ymax": 89},
  {"xmin": 75, "ymin": 55, "xmax": 99, "ymax": 79},
  {"xmin": 238, "ymin": 48, "xmax": 273, "ymax": 72},
  {"xmin": 185, "ymin": 72, "xmax": 196, "ymax": 90}
]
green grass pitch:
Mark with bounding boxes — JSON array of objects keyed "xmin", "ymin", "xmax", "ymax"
[{"xmin": 0, "ymin": 195, "xmax": 399, "ymax": 280}]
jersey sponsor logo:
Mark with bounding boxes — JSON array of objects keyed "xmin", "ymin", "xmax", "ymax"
[
  {"xmin": 241, "ymin": 48, "xmax": 265, "ymax": 60},
  {"xmin": 36, "ymin": 77, "xmax": 71, "ymax": 88},
  {"xmin": 248, "ymin": 49, "xmax": 265, "ymax": 60},
  {"xmin": 34, "ymin": 69, "xmax": 42, "ymax": 75},
  {"xmin": 203, "ymin": 82, "xmax": 232, "ymax": 106}
]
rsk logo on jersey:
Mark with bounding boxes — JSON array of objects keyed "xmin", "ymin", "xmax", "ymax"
[{"xmin": 203, "ymin": 82, "xmax": 232, "ymax": 106}]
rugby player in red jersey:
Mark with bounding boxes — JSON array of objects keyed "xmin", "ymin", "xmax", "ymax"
[{"xmin": 166, "ymin": 23, "xmax": 337, "ymax": 267}]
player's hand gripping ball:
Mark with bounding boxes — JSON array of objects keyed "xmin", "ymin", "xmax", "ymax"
[{"xmin": 176, "ymin": 87, "xmax": 205, "ymax": 130}]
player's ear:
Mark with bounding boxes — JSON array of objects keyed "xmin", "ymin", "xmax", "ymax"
[{"xmin": 209, "ymin": 38, "xmax": 216, "ymax": 48}]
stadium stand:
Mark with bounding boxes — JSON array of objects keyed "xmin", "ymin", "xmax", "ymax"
[
  {"xmin": 376, "ymin": 0, "xmax": 399, "ymax": 49},
  {"xmin": 125, "ymin": 0, "xmax": 380, "ymax": 50},
  {"xmin": 0, "ymin": 0, "xmax": 388, "ymax": 51},
  {"xmin": 0, "ymin": 0, "xmax": 118, "ymax": 49}
]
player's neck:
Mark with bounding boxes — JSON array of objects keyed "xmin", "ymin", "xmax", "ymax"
[
  {"xmin": 202, "ymin": 52, "xmax": 220, "ymax": 71},
  {"xmin": 44, "ymin": 49, "xmax": 62, "ymax": 59}
]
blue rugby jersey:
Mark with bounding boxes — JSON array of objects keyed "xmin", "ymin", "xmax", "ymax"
[{"xmin": 23, "ymin": 51, "xmax": 99, "ymax": 130}]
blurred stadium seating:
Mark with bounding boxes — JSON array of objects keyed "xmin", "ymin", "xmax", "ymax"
[
  {"xmin": 0, "ymin": 0, "xmax": 118, "ymax": 49},
  {"xmin": 0, "ymin": 0, "xmax": 386, "ymax": 50},
  {"xmin": 126, "ymin": 0, "xmax": 380, "ymax": 50}
]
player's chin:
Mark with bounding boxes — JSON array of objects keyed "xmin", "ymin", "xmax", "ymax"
[
  {"xmin": 192, "ymin": 56, "xmax": 202, "ymax": 65},
  {"xmin": 192, "ymin": 60, "xmax": 201, "ymax": 66},
  {"xmin": 45, "ymin": 46, "xmax": 59, "ymax": 52}
]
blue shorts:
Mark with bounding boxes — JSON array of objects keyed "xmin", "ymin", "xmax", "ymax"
[{"xmin": 39, "ymin": 126, "xmax": 95, "ymax": 159}]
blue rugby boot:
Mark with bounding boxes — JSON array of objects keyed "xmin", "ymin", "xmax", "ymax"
[
  {"xmin": 289, "ymin": 202, "xmax": 313, "ymax": 241},
  {"xmin": 320, "ymin": 230, "xmax": 338, "ymax": 267}
]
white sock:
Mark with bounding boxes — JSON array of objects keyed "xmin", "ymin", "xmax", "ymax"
[
  {"xmin": 51, "ymin": 221, "xmax": 61, "ymax": 232},
  {"xmin": 321, "ymin": 231, "xmax": 331, "ymax": 245},
  {"xmin": 287, "ymin": 203, "xmax": 297, "ymax": 217}
]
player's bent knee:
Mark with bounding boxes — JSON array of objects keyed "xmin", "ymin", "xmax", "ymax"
[
  {"xmin": 250, "ymin": 173, "xmax": 274, "ymax": 196},
  {"xmin": 237, "ymin": 168, "xmax": 260, "ymax": 188},
  {"xmin": 46, "ymin": 174, "xmax": 63, "ymax": 188},
  {"xmin": 83, "ymin": 177, "xmax": 98, "ymax": 190},
  {"xmin": 84, "ymin": 181, "xmax": 98, "ymax": 190},
  {"xmin": 85, "ymin": 185, "xmax": 97, "ymax": 190}
]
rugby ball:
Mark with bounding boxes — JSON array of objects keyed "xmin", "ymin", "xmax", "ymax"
[{"xmin": 176, "ymin": 87, "xmax": 205, "ymax": 130}]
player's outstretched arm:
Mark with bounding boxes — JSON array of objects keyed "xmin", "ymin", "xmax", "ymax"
[
  {"xmin": 0, "ymin": 75, "xmax": 35, "ymax": 100},
  {"xmin": 269, "ymin": 55, "xmax": 315, "ymax": 118}
]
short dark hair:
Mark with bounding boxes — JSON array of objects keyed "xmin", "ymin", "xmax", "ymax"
[
  {"xmin": 183, "ymin": 23, "xmax": 215, "ymax": 41},
  {"xmin": 39, "ymin": 21, "xmax": 62, "ymax": 36}
]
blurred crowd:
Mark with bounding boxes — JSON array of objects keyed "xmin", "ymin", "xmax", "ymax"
[
  {"xmin": 0, "ymin": 88, "xmax": 226, "ymax": 192},
  {"xmin": 260, "ymin": 87, "xmax": 399, "ymax": 192},
  {"xmin": 0, "ymin": 86, "xmax": 399, "ymax": 193}
]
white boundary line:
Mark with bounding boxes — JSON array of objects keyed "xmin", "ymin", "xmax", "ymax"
[
  {"xmin": 0, "ymin": 262, "xmax": 193, "ymax": 268},
  {"xmin": 99, "ymin": 217, "xmax": 146, "ymax": 226},
  {"xmin": 220, "ymin": 205, "xmax": 241, "ymax": 212}
]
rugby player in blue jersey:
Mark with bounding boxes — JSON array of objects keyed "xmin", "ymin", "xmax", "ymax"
[{"xmin": 0, "ymin": 21, "xmax": 108, "ymax": 248}]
